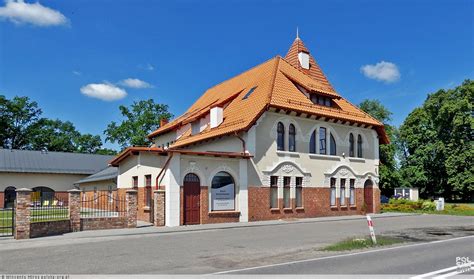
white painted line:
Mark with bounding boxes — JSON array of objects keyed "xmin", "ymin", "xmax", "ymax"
[
  {"xmin": 410, "ymin": 266, "xmax": 458, "ymax": 279},
  {"xmin": 211, "ymin": 235, "xmax": 474, "ymax": 275},
  {"xmin": 432, "ymin": 270, "xmax": 463, "ymax": 279}
]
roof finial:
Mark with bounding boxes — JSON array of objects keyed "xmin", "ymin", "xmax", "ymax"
[{"xmin": 296, "ymin": 26, "xmax": 299, "ymax": 40}]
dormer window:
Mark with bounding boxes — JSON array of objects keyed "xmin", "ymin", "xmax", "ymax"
[
  {"xmin": 298, "ymin": 52, "xmax": 310, "ymax": 69},
  {"xmin": 310, "ymin": 93, "xmax": 332, "ymax": 107}
]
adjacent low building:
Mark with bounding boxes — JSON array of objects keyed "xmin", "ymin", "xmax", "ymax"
[
  {"xmin": 110, "ymin": 35, "xmax": 389, "ymax": 226},
  {"xmin": 0, "ymin": 148, "xmax": 114, "ymax": 208}
]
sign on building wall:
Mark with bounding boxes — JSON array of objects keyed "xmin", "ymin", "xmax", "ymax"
[{"xmin": 211, "ymin": 172, "xmax": 235, "ymax": 211}]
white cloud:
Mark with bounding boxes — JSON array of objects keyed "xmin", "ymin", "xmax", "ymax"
[
  {"xmin": 72, "ymin": 70, "xmax": 81, "ymax": 76},
  {"xmin": 0, "ymin": 0, "xmax": 68, "ymax": 27},
  {"xmin": 119, "ymin": 78, "xmax": 153, "ymax": 89},
  {"xmin": 138, "ymin": 63, "xmax": 154, "ymax": 71},
  {"xmin": 360, "ymin": 61, "xmax": 400, "ymax": 83},
  {"xmin": 80, "ymin": 83, "xmax": 127, "ymax": 101}
]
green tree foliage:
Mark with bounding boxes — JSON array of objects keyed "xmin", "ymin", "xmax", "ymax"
[
  {"xmin": 104, "ymin": 99, "xmax": 173, "ymax": 149},
  {"xmin": 1, "ymin": 96, "xmax": 42, "ymax": 149},
  {"xmin": 359, "ymin": 99, "xmax": 401, "ymax": 196},
  {"xmin": 0, "ymin": 95, "xmax": 115, "ymax": 154},
  {"xmin": 398, "ymin": 80, "xmax": 473, "ymax": 200}
]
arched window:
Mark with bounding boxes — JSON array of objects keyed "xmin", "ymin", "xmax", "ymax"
[
  {"xmin": 349, "ymin": 133, "xmax": 355, "ymax": 157},
  {"xmin": 289, "ymin": 124, "xmax": 296, "ymax": 152},
  {"xmin": 319, "ymin": 127, "xmax": 327, "ymax": 154},
  {"xmin": 211, "ymin": 171, "xmax": 235, "ymax": 211},
  {"xmin": 357, "ymin": 135, "xmax": 363, "ymax": 158},
  {"xmin": 309, "ymin": 130, "xmax": 316, "ymax": 154},
  {"xmin": 330, "ymin": 133, "xmax": 336, "ymax": 156},
  {"xmin": 277, "ymin": 122, "xmax": 285, "ymax": 151}
]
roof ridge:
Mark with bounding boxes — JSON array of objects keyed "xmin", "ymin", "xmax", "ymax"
[{"xmin": 265, "ymin": 56, "xmax": 282, "ymax": 105}]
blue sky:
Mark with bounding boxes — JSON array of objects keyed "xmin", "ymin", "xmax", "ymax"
[{"xmin": 1, "ymin": 0, "xmax": 473, "ymax": 150}]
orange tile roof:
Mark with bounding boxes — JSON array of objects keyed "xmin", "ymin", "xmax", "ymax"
[{"xmin": 147, "ymin": 38, "xmax": 389, "ymax": 147}]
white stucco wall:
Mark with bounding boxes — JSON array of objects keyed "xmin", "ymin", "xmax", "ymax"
[
  {"xmin": 250, "ymin": 111, "xmax": 380, "ymax": 189},
  {"xmin": 117, "ymin": 153, "xmax": 166, "ymax": 188},
  {"xmin": 0, "ymin": 172, "xmax": 87, "ymax": 192}
]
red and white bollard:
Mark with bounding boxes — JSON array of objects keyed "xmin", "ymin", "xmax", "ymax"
[{"xmin": 366, "ymin": 215, "xmax": 377, "ymax": 244}]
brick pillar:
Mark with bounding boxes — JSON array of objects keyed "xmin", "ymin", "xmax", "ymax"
[
  {"xmin": 154, "ymin": 190, "xmax": 165, "ymax": 226},
  {"xmin": 15, "ymin": 188, "xmax": 32, "ymax": 240},
  {"xmin": 68, "ymin": 189, "xmax": 82, "ymax": 232},
  {"xmin": 126, "ymin": 189, "xmax": 138, "ymax": 228}
]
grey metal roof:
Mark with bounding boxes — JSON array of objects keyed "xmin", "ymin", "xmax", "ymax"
[
  {"xmin": 0, "ymin": 149, "xmax": 114, "ymax": 175},
  {"xmin": 75, "ymin": 166, "xmax": 118, "ymax": 184}
]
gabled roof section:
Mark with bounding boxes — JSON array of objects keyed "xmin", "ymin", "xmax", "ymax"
[
  {"xmin": 145, "ymin": 38, "xmax": 389, "ymax": 148},
  {"xmin": 0, "ymin": 149, "xmax": 114, "ymax": 174},
  {"xmin": 285, "ymin": 37, "xmax": 335, "ymax": 93}
]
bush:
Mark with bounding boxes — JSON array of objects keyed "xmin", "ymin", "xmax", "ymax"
[{"xmin": 421, "ymin": 201, "xmax": 436, "ymax": 211}]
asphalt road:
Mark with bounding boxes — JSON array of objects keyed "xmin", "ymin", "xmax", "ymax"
[
  {"xmin": 0, "ymin": 214, "xmax": 472, "ymax": 274},
  {"xmin": 220, "ymin": 236, "xmax": 474, "ymax": 277}
]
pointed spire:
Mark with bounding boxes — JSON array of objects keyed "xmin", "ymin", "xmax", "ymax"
[
  {"xmin": 284, "ymin": 36, "xmax": 335, "ymax": 92},
  {"xmin": 296, "ymin": 26, "xmax": 299, "ymax": 40}
]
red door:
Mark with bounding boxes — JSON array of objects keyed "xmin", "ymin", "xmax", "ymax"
[
  {"xmin": 184, "ymin": 173, "xmax": 200, "ymax": 225},
  {"xmin": 364, "ymin": 179, "xmax": 374, "ymax": 213}
]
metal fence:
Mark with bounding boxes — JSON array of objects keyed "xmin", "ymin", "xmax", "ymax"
[
  {"xmin": 0, "ymin": 207, "xmax": 14, "ymax": 237},
  {"xmin": 30, "ymin": 193, "xmax": 69, "ymax": 223},
  {"xmin": 81, "ymin": 192, "xmax": 126, "ymax": 218}
]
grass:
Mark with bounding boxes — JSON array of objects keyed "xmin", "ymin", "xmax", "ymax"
[
  {"xmin": 321, "ymin": 236, "xmax": 404, "ymax": 252},
  {"xmin": 381, "ymin": 201, "xmax": 474, "ymax": 216},
  {"xmin": 0, "ymin": 208, "xmax": 69, "ymax": 224}
]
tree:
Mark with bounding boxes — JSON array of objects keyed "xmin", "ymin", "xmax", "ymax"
[
  {"xmin": 359, "ymin": 99, "xmax": 401, "ymax": 196},
  {"xmin": 2, "ymin": 96, "xmax": 42, "ymax": 149},
  {"xmin": 104, "ymin": 99, "xmax": 172, "ymax": 149},
  {"xmin": 398, "ymin": 80, "xmax": 473, "ymax": 201}
]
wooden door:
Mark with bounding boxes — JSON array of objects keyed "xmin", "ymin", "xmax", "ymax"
[
  {"xmin": 364, "ymin": 179, "xmax": 374, "ymax": 213},
  {"xmin": 183, "ymin": 173, "xmax": 200, "ymax": 225}
]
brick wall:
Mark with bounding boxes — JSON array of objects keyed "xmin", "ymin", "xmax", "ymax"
[
  {"xmin": 30, "ymin": 220, "xmax": 71, "ymax": 238},
  {"xmin": 248, "ymin": 186, "xmax": 367, "ymax": 222},
  {"xmin": 199, "ymin": 187, "xmax": 240, "ymax": 224},
  {"xmin": 0, "ymin": 192, "xmax": 4, "ymax": 208},
  {"xmin": 80, "ymin": 217, "xmax": 128, "ymax": 231}
]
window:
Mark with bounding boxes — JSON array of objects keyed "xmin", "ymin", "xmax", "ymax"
[
  {"xmin": 319, "ymin": 127, "xmax": 327, "ymax": 154},
  {"xmin": 350, "ymin": 179, "xmax": 356, "ymax": 205},
  {"xmin": 132, "ymin": 176, "xmax": 138, "ymax": 188},
  {"xmin": 318, "ymin": 96, "xmax": 325, "ymax": 106},
  {"xmin": 330, "ymin": 178, "xmax": 336, "ymax": 206},
  {"xmin": 211, "ymin": 172, "xmax": 235, "ymax": 211},
  {"xmin": 330, "ymin": 133, "xmax": 336, "ymax": 155},
  {"xmin": 296, "ymin": 177, "xmax": 303, "ymax": 208},
  {"xmin": 270, "ymin": 176, "xmax": 278, "ymax": 209},
  {"xmin": 310, "ymin": 94, "xmax": 318, "ymax": 104},
  {"xmin": 324, "ymin": 97, "xmax": 331, "ymax": 107},
  {"xmin": 277, "ymin": 122, "xmax": 285, "ymax": 151},
  {"xmin": 357, "ymin": 135, "xmax": 363, "ymax": 158},
  {"xmin": 145, "ymin": 174, "xmax": 152, "ymax": 207},
  {"xmin": 340, "ymin": 179, "xmax": 346, "ymax": 206},
  {"xmin": 283, "ymin": 177, "xmax": 291, "ymax": 208},
  {"xmin": 289, "ymin": 124, "xmax": 296, "ymax": 152},
  {"xmin": 309, "ymin": 130, "xmax": 316, "ymax": 154},
  {"xmin": 349, "ymin": 133, "xmax": 355, "ymax": 157},
  {"xmin": 242, "ymin": 86, "xmax": 257, "ymax": 100}
]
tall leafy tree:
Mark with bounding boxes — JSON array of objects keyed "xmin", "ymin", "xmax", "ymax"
[
  {"xmin": 399, "ymin": 80, "xmax": 473, "ymax": 200},
  {"xmin": 104, "ymin": 99, "xmax": 173, "ymax": 149},
  {"xmin": 359, "ymin": 99, "xmax": 401, "ymax": 196},
  {"xmin": 2, "ymin": 96, "xmax": 42, "ymax": 149}
]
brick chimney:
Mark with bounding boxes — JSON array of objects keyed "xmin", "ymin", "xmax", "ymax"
[{"xmin": 160, "ymin": 118, "xmax": 169, "ymax": 127}]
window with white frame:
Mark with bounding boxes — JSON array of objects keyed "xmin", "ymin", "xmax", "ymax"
[
  {"xmin": 277, "ymin": 122, "xmax": 285, "ymax": 151},
  {"xmin": 283, "ymin": 176, "xmax": 291, "ymax": 208},
  {"xmin": 350, "ymin": 179, "xmax": 356, "ymax": 205},
  {"xmin": 289, "ymin": 124, "xmax": 296, "ymax": 152},
  {"xmin": 319, "ymin": 127, "xmax": 327, "ymax": 154},
  {"xmin": 270, "ymin": 176, "xmax": 278, "ymax": 209},
  {"xmin": 330, "ymin": 178, "xmax": 336, "ymax": 206},
  {"xmin": 211, "ymin": 171, "xmax": 235, "ymax": 211},
  {"xmin": 309, "ymin": 130, "xmax": 316, "ymax": 154},
  {"xmin": 295, "ymin": 177, "xmax": 303, "ymax": 208},
  {"xmin": 340, "ymin": 179, "xmax": 346, "ymax": 206},
  {"xmin": 357, "ymin": 134, "xmax": 363, "ymax": 158}
]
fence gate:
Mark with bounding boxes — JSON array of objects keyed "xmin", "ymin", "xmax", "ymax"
[{"xmin": 0, "ymin": 207, "xmax": 14, "ymax": 237}]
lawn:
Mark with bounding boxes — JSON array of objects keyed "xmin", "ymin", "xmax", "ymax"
[
  {"xmin": 381, "ymin": 200, "xmax": 474, "ymax": 216},
  {"xmin": 321, "ymin": 236, "xmax": 404, "ymax": 251},
  {"xmin": 0, "ymin": 208, "xmax": 69, "ymax": 224}
]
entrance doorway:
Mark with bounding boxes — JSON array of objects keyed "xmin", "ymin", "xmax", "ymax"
[
  {"xmin": 4, "ymin": 187, "xmax": 16, "ymax": 208},
  {"xmin": 364, "ymin": 179, "xmax": 374, "ymax": 213},
  {"xmin": 183, "ymin": 173, "xmax": 200, "ymax": 225}
]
